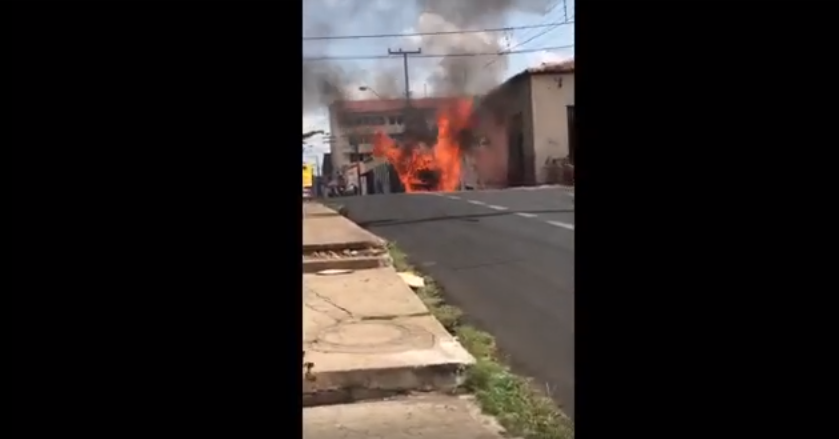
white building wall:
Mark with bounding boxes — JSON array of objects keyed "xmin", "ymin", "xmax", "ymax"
[{"xmin": 529, "ymin": 72, "xmax": 575, "ymax": 184}]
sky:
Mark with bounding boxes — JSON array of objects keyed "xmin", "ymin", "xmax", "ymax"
[{"xmin": 303, "ymin": 0, "xmax": 575, "ymax": 168}]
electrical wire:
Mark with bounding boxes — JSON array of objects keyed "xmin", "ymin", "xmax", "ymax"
[
  {"xmin": 511, "ymin": 0, "xmax": 562, "ymax": 46},
  {"xmin": 303, "ymin": 21, "xmax": 574, "ymax": 41},
  {"xmin": 509, "ymin": 24, "xmax": 565, "ymax": 53},
  {"xmin": 303, "ymin": 44, "xmax": 574, "ymax": 61},
  {"xmin": 484, "ymin": 0, "xmax": 572, "ymax": 69}
]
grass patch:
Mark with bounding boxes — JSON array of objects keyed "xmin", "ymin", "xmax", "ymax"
[{"xmin": 387, "ymin": 243, "xmax": 574, "ymax": 439}]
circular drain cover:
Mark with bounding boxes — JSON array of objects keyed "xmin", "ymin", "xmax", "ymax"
[{"xmin": 309, "ymin": 321, "xmax": 435, "ymax": 354}]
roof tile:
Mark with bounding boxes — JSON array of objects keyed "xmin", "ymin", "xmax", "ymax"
[{"xmin": 526, "ymin": 59, "xmax": 575, "ymax": 74}]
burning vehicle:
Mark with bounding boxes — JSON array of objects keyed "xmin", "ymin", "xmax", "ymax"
[{"xmin": 372, "ymin": 98, "xmax": 475, "ymax": 193}]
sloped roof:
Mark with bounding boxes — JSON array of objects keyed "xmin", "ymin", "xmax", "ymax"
[
  {"xmin": 504, "ymin": 59, "xmax": 575, "ymax": 84},
  {"xmin": 525, "ymin": 59, "xmax": 575, "ymax": 75},
  {"xmin": 476, "ymin": 59, "xmax": 574, "ymax": 109}
]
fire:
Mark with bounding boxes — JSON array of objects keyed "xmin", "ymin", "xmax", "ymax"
[{"xmin": 372, "ymin": 99, "xmax": 473, "ymax": 193}]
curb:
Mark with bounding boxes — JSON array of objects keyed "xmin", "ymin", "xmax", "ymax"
[
  {"xmin": 302, "ymin": 256, "xmax": 392, "ymax": 273},
  {"xmin": 302, "ymin": 241, "xmax": 387, "ymax": 253},
  {"xmin": 303, "ymin": 212, "xmax": 342, "ymax": 218},
  {"xmin": 303, "ymin": 363, "xmax": 466, "ymax": 407}
]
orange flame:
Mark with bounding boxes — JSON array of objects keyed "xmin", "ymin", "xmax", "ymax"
[{"xmin": 372, "ymin": 99, "xmax": 473, "ymax": 193}]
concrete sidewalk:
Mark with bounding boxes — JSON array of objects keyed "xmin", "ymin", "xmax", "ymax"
[
  {"xmin": 303, "ymin": 202, "xmax": 341, "ymax": 218},
  {"xmin": 303, "ymin": 203, "xmax": 486, "ymax": 437},
  {"xmin": 303, "ymin": 205, "xmax": 385, "ymax": 252},
  {"xmin": 304, "ymin": 267, "xmax": 474, "ymax": 405},
  {"xmin": 302, "ymin": 203, "xmax": 474, "ymax": 406},
  {"xmin": 302, "ymin": 203, "xmax": 391, "ymax": 273},
  {"xmin": 304, "ymin": 395, "xmax": 508, "ymax": 439}
]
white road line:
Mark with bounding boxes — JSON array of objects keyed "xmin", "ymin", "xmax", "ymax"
[
  {"xmin": 486, "ymin": 204, "xmax": 508, "ymax": 211},
  {"xmin": 447, "ymin": 195, "xmax": 461, "ymax": 200},
  {"xmin": 515, "ymin": 212, "xmax": 538, "ymax": 218},
  {"xmin": 467, "ymin": 200, "xmax": 486, "ymax": 205},
  {"xmin": 545, "ymin": 220, "xmax": 575, "ymax": 230}
]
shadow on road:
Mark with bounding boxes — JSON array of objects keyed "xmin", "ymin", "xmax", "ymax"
[{"xmin": 355, "ymin": 209, "xmax": 575, "ymax": 228}]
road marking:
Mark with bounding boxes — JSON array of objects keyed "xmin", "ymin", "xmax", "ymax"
[
  {"xmin": 486, "ymin": 204, "xmax": 508, "ymax": 211},
  {"xmin": 515, "ymin": 212, "xmax": 538, "ymax": 218},
  {"xmin": 447, "ymin": 195, "xmax": 461, "ymax": 200},
  {"xmin": 545, "ymin": 220, "xmax": 575, "ymax": 230},
  {"xmin": 467, "ymin": 200, "xmax": 486, "ymax": 205}
]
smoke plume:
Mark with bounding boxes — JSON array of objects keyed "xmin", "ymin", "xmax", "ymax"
[
  {"xmin": 415, "ymin": 0, "xmax": 551, "ymax": 96},
  {"xmin": 303, "ymin": 0, "xmax": 553, "ymax": 114}
]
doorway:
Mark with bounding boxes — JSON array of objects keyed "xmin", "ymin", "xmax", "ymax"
[
  {"xmin": 567, "ymin": 105, "xmax": 576, "ymax": 164},
  {"xmin": 363, "ymin": 172, "xmax": 375, "ymax": 195},
  {"xmin": 506, "ymin": 113, "xmax": 526, "ymax": 187}
]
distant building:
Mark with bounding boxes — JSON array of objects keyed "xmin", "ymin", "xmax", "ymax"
[{"xmin": 470, "ymin": 60, "xmax": 575, "ymax": 187}]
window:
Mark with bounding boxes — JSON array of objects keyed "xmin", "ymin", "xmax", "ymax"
[
  {"xmin": 348, "ymin": 152, "xmax": 373, "ymax": 163},
  {"xmin": 349, "ymin": 114, "xmax": 389, "ymax": 127},
  {"xmin": 347, "ymin": 134, "xmax": 376, "ymax": 153}
]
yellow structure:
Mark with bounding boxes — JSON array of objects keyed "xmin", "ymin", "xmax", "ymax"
[{"xmin": 302, "ymin": 163, "xmax": 314, "ymax": 188}]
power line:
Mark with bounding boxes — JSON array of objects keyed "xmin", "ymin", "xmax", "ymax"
[
  {"xmin": 303, "ymin": 45, "xmax": 574, "ymax": 62},
  {"xmin": 303, "ymin": 21, "xmax": 573, "ymax": 41},
  {"xmin": 510, "ymin": 23, "xmax": 565, "ymax": 52},
  {"xmin": 511, "ymin": 0, "xmax": 562, "ymax": 47},
  {"xmin": 484, "ymin": 0, "xmax": 572, "ymax": 69}
]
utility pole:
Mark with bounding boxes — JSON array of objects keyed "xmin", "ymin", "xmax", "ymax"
[{"xmin": 388, "ymin": 48, "xmax": 422, "ymax": 106}]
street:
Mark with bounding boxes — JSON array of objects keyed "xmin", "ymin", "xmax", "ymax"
[{"xmin": 337, "ymin": 186, "xmax": 575, "ymax": 418}]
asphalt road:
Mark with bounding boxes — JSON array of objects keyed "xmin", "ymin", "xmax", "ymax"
[{"xmin": 337, "ymin": 186, "xmax": 575, "ymax": 418}]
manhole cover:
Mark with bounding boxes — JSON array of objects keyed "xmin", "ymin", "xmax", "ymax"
[{"xmin": 308, "ymin": 321, "xmax": 436, "ymax": 354}]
